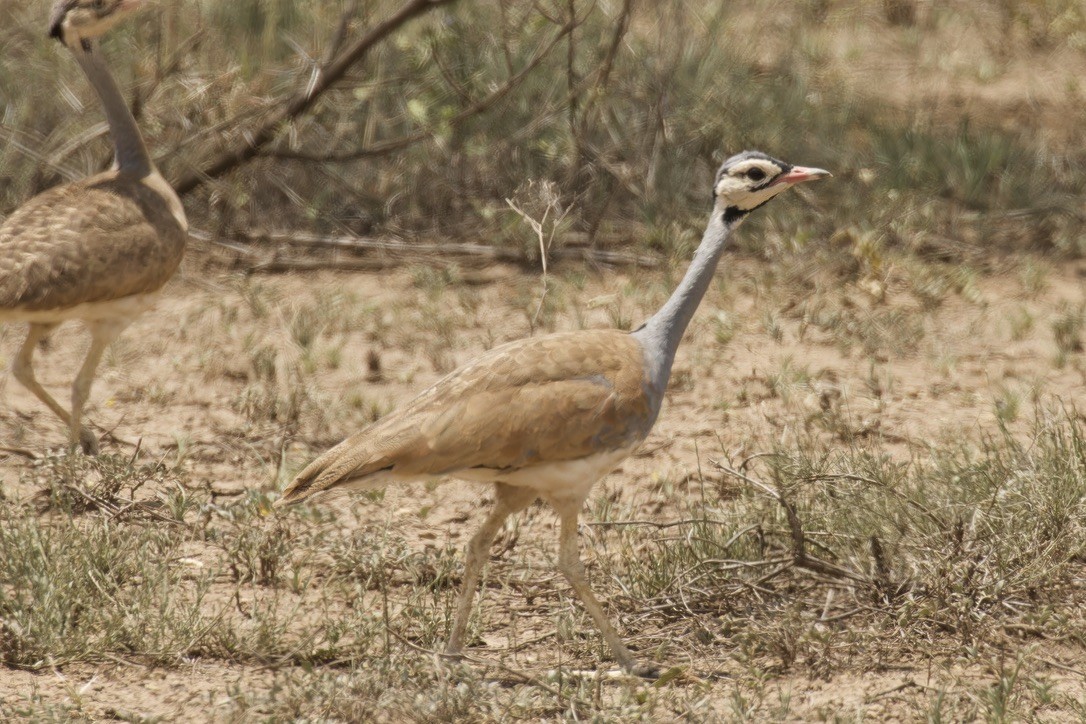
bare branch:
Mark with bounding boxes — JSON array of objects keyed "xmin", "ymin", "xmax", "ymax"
[
  {"xmin": 430, "ymin": 37, "xmax": 474, "ymax": 104},
  {"xmin": 198, "ymin": 227, "xmax": 659, "ymax": 271},
  {"xmin": 0, "ymin": 445, "xmax": 40, "ymax": 460},
  {"xmin": 263, "ymin": 14, "xmax": 579, "ymax": 164},
  {"xmin": 172, "ymin": 0, "xmax": 460, "ymax": 195},
  {"xmin": 135, "ymin": 29, "xmax": 204, "ymax": 122},
  {"xmin": 595, "ymin": 0, "xmax": 634, "ymax": 96}
]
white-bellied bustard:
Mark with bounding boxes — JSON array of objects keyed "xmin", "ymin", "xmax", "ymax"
[
  {"xmin": 276, "ymin": 151, "xmax": 829, "ymax": 676},
  {"xmin": 0, "ymin": 0, "xmax": 187, "ymax": 454}
]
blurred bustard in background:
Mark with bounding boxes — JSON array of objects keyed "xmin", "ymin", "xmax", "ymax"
[
  {"xmin": 0, "ymin": 0, "xmax": 187, "ymax": 454},
  {"xmin": 276, "ymin": 151, "xmax": 829, "ymax": 677}
]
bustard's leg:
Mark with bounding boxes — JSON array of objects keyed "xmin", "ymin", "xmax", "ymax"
[
  {"xmin": 68, "ymin": 319, "xmax": 129, "ymax": 455},
  {"xmin": 551, "ymin": 497, "xmax": 658, "ymax": 678},
  {"xmin": 445, "ymin": 483, "xmax": 538, "ymax": 656},
  {"xmin": 11, "ymin": 323, "xmax": 82, "ymax": 442}
]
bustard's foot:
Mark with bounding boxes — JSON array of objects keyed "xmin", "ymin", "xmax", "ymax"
[
  {"xmin": 626, "ymin": 661, "xmax": 661, "ymax": 680},
  {"xmin": 77, "ymin": 428, "xmax": 100, "ymax": 456}
]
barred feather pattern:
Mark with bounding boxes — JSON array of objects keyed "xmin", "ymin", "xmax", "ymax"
[{"xmin": 0, "ymin": 170, "xmax": 186, "ymax": 313}]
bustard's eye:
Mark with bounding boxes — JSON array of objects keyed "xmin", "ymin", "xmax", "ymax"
[{"xmin": 746, "ymin": 168, "xmax": 767, "ymax": 182}]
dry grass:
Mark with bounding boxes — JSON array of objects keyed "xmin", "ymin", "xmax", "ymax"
[
  {"xmin": 2, "ymin": 0, "xmax": 1086, "ymax": 720},
  {"xmin": 1, "ymin": 252, "xmax": 1085, "ymax": 719}
]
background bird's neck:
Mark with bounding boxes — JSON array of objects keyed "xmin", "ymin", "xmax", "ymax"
[
  {"xmin": 72, "ymin": 44, "xmax": 153, "ymax": 177},
  {"xmin": 633, "ymin": 207, "xmax": 733, "ymax": 393}
]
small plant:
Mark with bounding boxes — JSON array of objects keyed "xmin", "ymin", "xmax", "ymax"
[
  {"xmin": 27, "ymin": 452, "xmax": 172, "ymax": 518},
  {"xmin": 993, "ymin": 385, "xmax": 1021, "ymax": 426},
  {"xmin": 607, "ymin": 298, "xmax": 633, "ymax": 331},
  {"xmin": 762, "ymin": 311, "xmax": 785, "ymax": 343},
  {"xmin": 712, "ymin": 310, "xmax": 738, "ymax": 346},
  {"xmin": 505, "ymin": 179, "xmax": 570, "ymax": 333},
  {"xmin": 908, "ymin": 264, "xmax": 953, "ymax": 311},
  {"xmin": 235, "ymin": 343, "xmax": 310, "ymax": 426},
  {"xmin": 289, "ymin": 302, "xmax": 325, "ymax": 352},
  {"xmin": 764, "ymin": 357, "xmax": 810, "ymax": 403},
  {"xmin": 1007, "ymin": 306, "xmax": 1034, "ymax": 341},
  {"xmin": 1018, "ymin": 260, "xmax": 1049, "ymax": 296},
  {"xmin": 1052, "ymin": 303, "xmax": 1085, "ymax": 357}
]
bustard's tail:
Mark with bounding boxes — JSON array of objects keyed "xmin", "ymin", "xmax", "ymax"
[
  {"xmin": 274, "ymin": 390, "xmax": 448, "ymax": 506},
  {"xmin": 274, "ymin": 445, "xmax": 349, "ymax": 507},
  {"xmin": 274, "ymin": 428, "xmax": 409, "ymax": 507}
]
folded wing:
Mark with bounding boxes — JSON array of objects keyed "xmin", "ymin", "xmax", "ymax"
[{"xmin": 278, "ymin": 330, "xmax": 652, "ymax": 504}]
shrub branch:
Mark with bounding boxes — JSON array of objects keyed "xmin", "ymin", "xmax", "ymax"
[{"xmin": 172, "ymin": 0, "xmax": 460, "ymax": 195}]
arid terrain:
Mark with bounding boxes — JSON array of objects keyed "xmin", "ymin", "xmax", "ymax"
[
  {"xmin": 2, "ymin": 0, "xmax": 1086, "ymax": 721},
  {"xmin": 2, "ymin": 247, "xmax": 1085, "ymax": 719}
]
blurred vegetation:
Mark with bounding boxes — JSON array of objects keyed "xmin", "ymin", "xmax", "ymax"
[
  {"xmin": 1, "ymin": 0, "xmax": 1084, "ymax": 262},
  {"xmin": 1, "ymin": 409, "xmax": 1084, "ymax": 719}
]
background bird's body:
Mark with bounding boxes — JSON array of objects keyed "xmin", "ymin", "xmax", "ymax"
[
  {"xmin": 0, "ymin": 170, "xmax": 186, "ymax": 317},
  {"xmin": 1, "ymin": 0, "xmax": 185, "ymax": 453}
]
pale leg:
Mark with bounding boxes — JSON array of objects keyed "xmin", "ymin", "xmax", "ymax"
[
  {"xmin": 551, "ymin": 496, "xmax": 658, "ymax": 678},
  {"xmin": 11, "ymin": 323, "xmax": 79, "ymax": 439},
  {"xmin": 445, "ymin": 483, "xmax": 538, "ymax": 656},
  {"xmin": 68, "ymin": 319, "xmax": 129, "ymax": 454}
]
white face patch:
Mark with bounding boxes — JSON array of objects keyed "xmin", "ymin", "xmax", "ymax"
[
  {"xmin": 714, "ymin": 158, "xmax": 789, "ymax": 212},
  {"xmin": 710, "ymin": 151, "xmax": 829, "ymax": 224},
  {"xmin": 60, "ymin": 0, "xmax": 136, "ymax": 47},
  {"xmin": 713, "ymin": 175, "xmax": 748, "ymax": 198}
]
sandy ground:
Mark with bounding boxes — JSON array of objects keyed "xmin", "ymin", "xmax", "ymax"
[{"xmin": 2, "ymin": 254, "xmax": 1085, "ymax": 719}]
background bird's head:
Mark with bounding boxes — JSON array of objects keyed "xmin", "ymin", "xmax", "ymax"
[
  {"xmin": 48, "ymin": 0, "xmax": 144, "ymax": 48},
  {"xmin": 713, "ymin": 151, "xmax": 830, "ymax": 225}
]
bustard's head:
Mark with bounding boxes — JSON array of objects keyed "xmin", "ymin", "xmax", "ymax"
[
  {"xmin": 713, "ymin": 151, "xmax": 830, "ymax": 225},
  {"xmin": 48, "ymin": 0, "xmax": 144, "ymax": 49}
]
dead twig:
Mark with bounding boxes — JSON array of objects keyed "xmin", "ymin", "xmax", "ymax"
[
  {"xmin": 211, "ymin": 229, "xmax": 659, "ymax": 271},
  {"xmin": 712, "ymin": 459, "xmax": 867, "ymax": 584},
  {"xmin": 864, "ymin": 679, "xmax": 918, "ymax": 703},
  {"xmin": 799, "ymin": 471, "xmax": 946, "ymax": 530},
  {"xmin": 588, "ymin": 518, "xmax": 738, "ymax": 530},
  {"xmin": 387, "ymin": 629, "xmax": 566, "ymax": 698},
  {"xmin": 323, "ymin": 2, "xmax": 360, "ymax": 65},
  {"xmin": 1033, "ymin": 655, "xmax": 1086, "ymax": 677},
  {"xmin": 506, "ymin": 181, "xmax": 569, "ymax": 329}
]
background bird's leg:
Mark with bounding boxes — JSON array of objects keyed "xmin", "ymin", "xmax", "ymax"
[
  {"xmin": 552, "ymin": 496, "xmax": 658, "ymax": 678},
  {"xmin": 11, "ymin": 322, "xmax": 76, "ymax": 432},
  {"xmin": 445, "ymin": 483, "xmax": 537, "ymax": 656},
  {"xmin": 70, "ymin": 319, "xmax": 128, "ymax": 455}
]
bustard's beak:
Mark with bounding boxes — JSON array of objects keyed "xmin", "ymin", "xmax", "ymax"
[{"xmin": 772, "ymin": 166, "xmax": 832, "ymax": 186}]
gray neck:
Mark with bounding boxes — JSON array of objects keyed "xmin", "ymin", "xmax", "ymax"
[
  {"xmin": 72, "ymin": 42, "xmax": 153, "ymax": 177},
  {"xmin": 632, "ymin": 206, "xmax": 734, "ymax": 395}
]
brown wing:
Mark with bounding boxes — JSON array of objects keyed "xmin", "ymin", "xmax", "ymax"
[
  {"xmin": 0, "ymin": 171, "xmax": 186, "ymax": 311},
  {"xmin": 278, "ymin": 330, "xmax": 654, "ymax": 504}
]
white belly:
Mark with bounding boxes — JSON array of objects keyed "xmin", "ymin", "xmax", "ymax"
[
  {"xmin": 457, "ymin": 443, "xmax": 641, "ymax": 502},
  {"xmin": 0, "ymin": 291, "xmax": 159, "ymax": 324}
]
